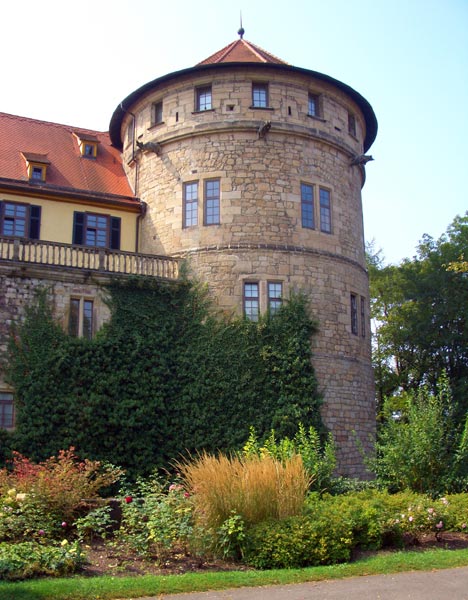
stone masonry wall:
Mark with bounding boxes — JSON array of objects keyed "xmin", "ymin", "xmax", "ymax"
[{"xmin": 119, "ymin": 65, "xmax": 375, "ymax": 476}]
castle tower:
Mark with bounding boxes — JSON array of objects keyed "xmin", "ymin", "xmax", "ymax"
[{"xmin": 109, "ymin": 36, "xmax": 378, "ymax": 476}]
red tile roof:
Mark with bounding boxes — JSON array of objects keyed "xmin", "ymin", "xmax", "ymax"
[
  {"xmin": 197, "ymin": 38, "xmax": 288, "ymax": 65},
  {"xmin": 0, "ymin": 112, "xmax": 136, "ymax": 203}
]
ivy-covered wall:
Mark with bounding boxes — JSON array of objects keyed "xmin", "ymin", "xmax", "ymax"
[{"xmin": 5, "ymin": 277, "xmax": 323, "ymax": 477}]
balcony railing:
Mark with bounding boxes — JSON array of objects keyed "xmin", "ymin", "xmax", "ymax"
[{"xmin": 0, "ymin": 237, "xmax": 179, "ymax": 280}]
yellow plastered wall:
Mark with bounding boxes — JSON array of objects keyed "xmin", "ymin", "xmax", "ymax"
[{"xmin": 1, "ymin": 192, "xmax": 138, "ymax": 251}]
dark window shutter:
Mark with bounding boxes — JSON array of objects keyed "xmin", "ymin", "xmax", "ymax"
[
  {"xmin": 110, "ymin": 217, "xmax": 121, "ymax": 250},
  {"xmin": 73, "ymin": 212, "xmax": 84, "ymax": 245},
  {"xmin": 0, "ymin": 201, "xmax": 3, "ymax": 234},
  {"xmin": 29, "ymin": 205, "xmax": 41, "ymax": 240}
]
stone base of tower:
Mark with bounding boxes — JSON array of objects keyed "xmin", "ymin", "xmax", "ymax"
[{"xmin": 314, "ymin": 354, "xmax": 375, "ymax": 479}]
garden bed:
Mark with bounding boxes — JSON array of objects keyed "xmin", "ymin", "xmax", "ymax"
[{"xmin": 82, "ymin": 533, "xmax": 468, "ymax": 578}]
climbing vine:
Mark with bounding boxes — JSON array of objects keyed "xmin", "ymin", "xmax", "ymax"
[{"xmin": 6, "ymin": 278, "xmax": 323, "ymax": 478}]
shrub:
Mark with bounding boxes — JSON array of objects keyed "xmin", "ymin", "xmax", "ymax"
[
  {"xmin": 177, "ymin": 451, "xmax": 310, "ymax": 533},
  {"xmin": 371, "ymin": 373, "xmax": 468, "ymax": 494},
  {"xmin": 74, "ymin": 505, "xmax": 117, "ymax": 542},
  {"xmin": 118, "ymin": 475, "xmax": 193, "ymax": 561},
  {"xmin": 242, "ymin": 423, "xmax": 336, "ymax": 493},
  {"xmin": 0, "ymin": 449, "xmax": 123, "ymax": 530},
  {"xmin": 244, "ymin": 509, "xmax": 354, "ymax": 569},
  {"xmin": 0, "ymin": 540, "xmax": 84, "ymax": 580}
]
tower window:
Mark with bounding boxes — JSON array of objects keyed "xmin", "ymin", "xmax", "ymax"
[
  {"xmin": 152, "ymin": 101, "xmax": 163, "ymax": 124},
  {"xmin": 361, "ymin": 296, "xmax": 366, "ymax": 337},
  {"xmin": 204, "ymin": 179, "xmax": 220, "ymax": 225},
  {"xmin": 268, "ymin": 282, "xmax": 283, "ymax": 315},
  {"xmin": 244, "ymin": 282, "xmax": 259, "ymax": 321},
  {"xmin": 348, "ymin": 112, "xmax": 356, "ymax": 136},
  {"xmin": 319, "ymin": 188, "xmax": 332, "ymax": 233},
  {"xmin": 252, "ymin": 83, "xmax": 269, "ymax": 108},
  {"xmin": 183, "ymin": 181, "xmax": 198, "ymax": 227},
  {"xmin": 196, "ymin": 86, "xmax": 212, "ymax": 111},
  {"xmin": 308, "ymin": 93, "xmax": 319, "ymax": 117},
  {"xmin": 301, "ymin": 183, "xmax": 315, "ymax": 229},
  {"xmin": 350, "ymin": 293, "xmax": 358, "ymax": 335}
]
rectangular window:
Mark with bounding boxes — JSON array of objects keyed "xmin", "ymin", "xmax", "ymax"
[
  {"xmin": 0, "ymin": 392, "xmax": 14, "ymax": 429},
  {"xmin": 351, "ymin": 293, "xmax": 358, "ymax": 335},
  {"xmin": 308, "ymin": 93, "xmax": 319, "ymax": 117},
  {"xmin": 204, "ymin": 179, "xmax": 220, "ymax": 225},
  {"xmin": 152, "ymin": 101, "xmax": 163, "ymax": 124},
  {"xmin": 183, "ymin": 182, "xmax": 198, "ymax": 227},
  {"xmin": 252, "ymin": 83, "xmax": 268, "ymax": 108},
  {"xmin": 360, "ymin": 296, "xmax": 366, "ymax": 337},
  {"xmin": 84, "ymin": 143, "xmax": 96, "ymax": 157},
  {"xmin": 319, "ymin": 188, "xmax": 332, "ymax": 233},
  {"xmin": 196, "ymin": 86, "xmax": 212, "ymax": 111},
  {"xmin": 31, "ymin": 166, "xmax": 44, "ymax": 180},
  {"xmin": 244, "ymin": 282, "xmax": 259, "ymax": 321},
  {"xmin": 69, "ymin": 298, "xmax": 94, "ymax": 339},
  {"xmin": 268, "ymin": 282, "xmax": 283, "ymax": 315},
  {"xmin": 0, "ymin": 201, "xmax": 41, "ymax": 239},
  {"xmin": 72, "ymin": 212, "xmax": 121, "ymax": 249},
  {"xmin": 348, "ymin": 113, "xmax": 356, "ymax": 136},
  {"xmin": 301, "ymin": 183, "xmax": 315, "ymax": 229}
]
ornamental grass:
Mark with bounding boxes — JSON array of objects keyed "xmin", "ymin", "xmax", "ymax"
[{"xmin": 177, "ymin": 451, "xmax": 310, "ymax": 530}]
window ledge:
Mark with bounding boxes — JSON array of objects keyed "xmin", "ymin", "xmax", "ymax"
[
  {"xmin": 249, "ymin": 106, "xmax": 275, "ymax": 111},
  {"xmin": 192, "ymin": 109, "xmax": 215, "ymax": 115},
  {"xmin": 307, "ymin": 114, "xmax": 326, "ymax": 123},
  {"xmin": 148, "ymin": 121, "xmax": 165, "ymax": 131}
]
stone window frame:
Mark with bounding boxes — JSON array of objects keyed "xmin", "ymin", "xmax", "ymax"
[
  {"xmin": 152, "ymin": 101, "xmax": 164, "ymax": 125},
  {"xmin": 0, "ymin": 391, "xmax": 14, "ymax": 430},
  {"xmin": 300, "ymin": 182, "xmax": 315, "ymax": 229},
  {"xmin": 251, "ymin": 82, "xmax": 270, "ymax": 109},
  {"xmin": 348, "ymin": 112, "xmax": 357, "ymax": 137},
  {"xmin": 183, "ymin": 181, "xmax": 199, "ymax": 228},
  {"xmin": 243, "ymin": 281, "xmax": 260, "ymax": 321},
  {"xmin": 350, "ymin": 293, "xmax": 358, "ymax": 335},
  {"xmin": 267, "ymin": 281, "xmax": 283, "ymax": 315},
  {"xmin": 360, "ymin": 296, "xmax": 366, "ymax": 338},
  {"xmin": 0, "ymin": 200, "xmax": 41, "ymax": 240},
  {"xmin": 319, "ymin": 187, "xmax": 332, "ymax": 234},
  {"xmin": 307, "ymin": 92, "xmax": 322, "ymax": 118},
  {"xmin": 203, "ymin": 178, "xmax": 220, "ymax": 225},
  {"xmin": 69, "ymin": 297, "xmax": 94, "ymax": 340},
  {"xmin": 195, "ymin": 85, "xmax": 213, "ymax": 112}
]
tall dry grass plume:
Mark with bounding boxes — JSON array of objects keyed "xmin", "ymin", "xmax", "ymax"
[{"xmin": 177, "ymin": 452, "xmax": 310, "ymax": 530}]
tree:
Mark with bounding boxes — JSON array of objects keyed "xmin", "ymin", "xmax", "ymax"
[{"xmin": 369, "ymin": 213, "xmax": 468, "ymax": 425}]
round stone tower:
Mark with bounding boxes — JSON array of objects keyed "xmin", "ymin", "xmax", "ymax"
[{"xmin": 110, "ymin": 36, "xmax": 378, "ymax": 477}]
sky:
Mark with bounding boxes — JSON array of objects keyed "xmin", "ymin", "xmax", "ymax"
[{"xmin": 1, "ymin": 0, "xmax": 467, "ymax": 265}]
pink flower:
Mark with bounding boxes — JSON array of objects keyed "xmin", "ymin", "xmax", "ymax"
[
  {"xmin": 125, "ymin": 496, "xmax": 133, "ymax": 504},
  {"xmin": 462, "ymin": 523, "xmax": 466, "ymax": 529},
  {"xmin": 427, "ymin": 508, "xmax": 434, "ymax": 514},
  {"xmin": 61, "ymin": 521, "xmax": 67, "ymax": 528},
  {"xmin": 436, "ymin": 521, "xmax": 443, "ymax": 529},
  {"xmin": 38, "ymin": 529, "xmax": 45, "ymax": 536},
  {"xmin": 184, "ymin": 492, "xmax": 190, "ymax": 498},
  {"xmin": 408, "ymin": 516, "xmax": 413, "ymax": 522},
  {"xmin": 440, "ymin": 497, "xmax": 448, "ymax": 506}
]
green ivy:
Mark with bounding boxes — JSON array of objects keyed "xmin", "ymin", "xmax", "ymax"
[{"xmin": 6, "ymin": 278, "xmax": 323, "ymax": 478}]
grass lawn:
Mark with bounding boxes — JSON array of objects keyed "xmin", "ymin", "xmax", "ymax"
[{"xmin": 1, "ymin": 548, "xmax": 468, "ymax": 600}]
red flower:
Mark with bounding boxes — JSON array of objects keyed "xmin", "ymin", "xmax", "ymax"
[{"xmin": 125, "ymin": 496, "xmax": 133, "ymax": 504}]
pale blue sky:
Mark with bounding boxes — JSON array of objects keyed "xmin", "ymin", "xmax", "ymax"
[{"xmin": 1, "ymin": 0, "xmax": 467, "ymax": 264}]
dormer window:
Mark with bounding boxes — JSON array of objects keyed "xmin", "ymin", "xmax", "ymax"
[
  {"xmin": 22, "ymin": 152, "xmax": 50, "ymax": 182},
  {"xmin": 73, "ymin": 132, "xmax": 99, "ymax": 158}
]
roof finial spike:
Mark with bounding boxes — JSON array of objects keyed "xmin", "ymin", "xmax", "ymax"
[{"xmin": 238, "ymin": 11, "xmax": 245, "ymax": 39}]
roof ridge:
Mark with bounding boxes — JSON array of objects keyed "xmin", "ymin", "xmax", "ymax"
[{"xmin": 0, "ymin": 111, "xmax": 108, "ymax": 135}]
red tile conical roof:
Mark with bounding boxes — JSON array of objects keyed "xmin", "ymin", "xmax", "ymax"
[{"xmin": 197, "ymin": 38, "xmax": 289, "ymax": 65}]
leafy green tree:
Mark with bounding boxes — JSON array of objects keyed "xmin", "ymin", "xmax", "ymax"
[{"xmin": 369, "ymin": 213, "xmax": 468, "ymax": 424}]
